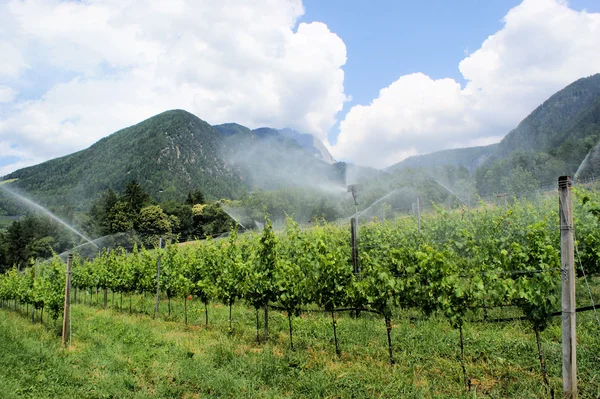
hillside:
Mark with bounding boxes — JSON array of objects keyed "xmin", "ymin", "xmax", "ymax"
[
  {"xmin": 0, "ymin": 111, "xmax": 344, "ymax": 214},
  {"xmin": 249, "ymin": 127, "xmax": 335, "ymax": 164},
  {"xmin": 2, "ymin": 110, "xmax": 245, "ymax": 208},
  {"xmin": 218, "ymin": 126, "xmax": 343, "ymax": 191},
  {"xmin": 386, "ymin": 144, "xmax": 498, "ymax": 173},
  {"xmin": 388, "ymin": 74, "xmax": 600, "ymax": 192},
  {"xmin": 499, "ymin": 74, "xmax": 600, "ymax": 155}
]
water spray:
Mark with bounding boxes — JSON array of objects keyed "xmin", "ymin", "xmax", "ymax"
[{"xmin": 0, "ymin": 182, "xmax": 98, "ymax": 248}]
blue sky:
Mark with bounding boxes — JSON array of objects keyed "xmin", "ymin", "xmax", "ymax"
[
  {"xmin": 1, "ymin": 0, "xmax": 600, "ymax": 172},
  {"xmin": 301, "ymin": 0, "xmax": 600, "ymax": 144}
]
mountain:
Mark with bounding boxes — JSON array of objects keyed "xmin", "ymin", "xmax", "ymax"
[
  {"xmin": 2, "ymin": 110, "xmax": 245, "ymax": 208},
  {"xmin": 386, "ymin": 144, "xmax": 498, "ymax": 173},
  {"xmin": 252, "ymin": 127, "xmax": 335, "ymax": 164},
  {"xmin": 498, "ymin": 74, "xmax": 600, "ymax": 155},
  {"xmin": 276, "ymin": 128, "xmax": 336, "ymax": 164},
  {"xmin": 389, "ymin": 74, "xmax": 600, "ymax": 179},
  {"xmin": 215, "ymin": 125, "xmax": 343, "ymax": 191},
  {"xmin": 1, "ymin": 111, "xmax": 344, "ymax": 212}
]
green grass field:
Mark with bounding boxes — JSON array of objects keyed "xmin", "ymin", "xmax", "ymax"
[{"xmin": 1, "ymin": 282, "xmax": 599, "ymax": 399}]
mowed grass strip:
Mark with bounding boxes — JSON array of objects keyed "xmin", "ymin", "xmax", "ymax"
[{"xmin": 0, "ymin": 296, "xmax": 599, "ymax": 398}]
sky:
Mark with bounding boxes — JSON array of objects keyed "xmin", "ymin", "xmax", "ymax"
[{"xmin": 1, "ymin": 0, "xmax": 600, "ymax": 175}]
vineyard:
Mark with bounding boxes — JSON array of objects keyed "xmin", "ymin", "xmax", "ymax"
[{"xmin": 1, "ymin": 184, "xmax": 600, "ymax": 397}]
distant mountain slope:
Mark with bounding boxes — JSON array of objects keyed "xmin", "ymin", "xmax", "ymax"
[
  {"xmin": 388, "ymin": 74, "xmax": 600, "ymax": 174},
  {"xmin": 277, "ymin": 128, "xmax": 336, "ymax": 164},
  {"xmin": 212, "ymin": 123, "xmax": 253, "ymax": 137},
  {"xmin": 387, "ymin": 144, "xmax": 498, "ymax": 173},
  {"xmin": 3, "ymin": 110, "xmax": 245, "ymax": 207},
  {"xmin": 251, "ymin": 127, "xmax": 335, "ymax": 164},
  {"xmin": 499, "ymin": 74, "xmax": 600, "ymax": 155},
  {"xmin": 1, "ymin": 112, "xmax": 344, "ymax": 211},
  {"xmin": 214, "ymin": 124, "xmax": 335, "ymax": 164},
  {"xmin": 218, "ymin": 126, "xmax": 343, "ymax": 190}
]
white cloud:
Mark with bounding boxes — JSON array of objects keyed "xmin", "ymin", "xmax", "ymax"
[
  {"xmin": 330, "ymin": 0, "xmax": 600, "ymax": 168},
  {"xmin": 0, "ymin": 0, "xmax": 348, "ymax": 175},
  {"xmin": 0, "ymin": 86, "xmax": 17, "ymax": 103}
]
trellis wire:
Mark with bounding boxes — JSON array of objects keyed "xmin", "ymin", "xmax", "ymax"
[{"xmin": 574, "ymin": 232, "xmax": 600, "ymax": 328}]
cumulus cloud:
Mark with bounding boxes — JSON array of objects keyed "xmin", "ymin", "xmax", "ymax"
[
  {"xmin": 0, "ymin": 86, "xmax": 17, "ymax": 103},
  {"xmin": 0, "ymin": 0, "xmax": 348, "ymax": 175},
  {"xmin": 330, "ymin": 0, "xmax": 600, "ymax": 168}
]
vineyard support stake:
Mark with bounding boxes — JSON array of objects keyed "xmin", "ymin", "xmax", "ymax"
[
  {"xmin": 288, "ymin": 313, "xmax": 294, "ymax": 350},
  {"xmin": 184, "ymin": 296, "xmax": 187, "ymax": 325},
  {"xmin": 350, "ymin": 217, "xmax": 360, "ymax": 318},
  {"xmin": 385, "ymin": 316, "xmax": 394, "ymax": 365},
  {"xmin": 31, "ymin": 259, "xmax": 37, "ymax": 323},
  {"xmin": 417, "ymin": 197, "xmax": 421, "ymax": 234},
  {"xmin": 459, "ymin": 325, "xmax": 471, "ymax": 390},
  {"xmin": 331, "ymin": 310, "xmax": 340, "ymax": 357},
  {"xmin": 61, "ymin": 254, "xmax": 72, "ymax": 348},
  {"xmin": 255, "ymin": 308, "xmax": 260, "ymax": 344},
  {"xmin": 263, "ymin": 301, "xmax": 269, "ymax": 342},
  {"xmin": 204, "ymin": 302, "xmax": 209, "ymax": 328},
  {"xmin": 535, "ymin": 325, "xmax": 553, "ymax": 396},
  {"xmin": 154, "ymin": 238, "xmax": 163, "ymax": 320},
  {"xmin": 559, "ymin": 176, "xmax": 577, "ymax": 398},
  {"xmin": 350, "ymin": 218, "xmax": 359, "ymax": 275}
]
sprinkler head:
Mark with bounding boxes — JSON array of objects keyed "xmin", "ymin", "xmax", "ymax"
[{"xmin": 347, "ymin": 184, "xmax": 362, "ymax": 206}]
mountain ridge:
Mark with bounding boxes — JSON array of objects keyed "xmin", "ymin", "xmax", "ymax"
[
  {"xmin": 1, "ymin": 110, "xmax": 342, "ymax": 211},
  {"xmin": 389, "ymin": 73, "xmax": 600, "ymax": 174}
]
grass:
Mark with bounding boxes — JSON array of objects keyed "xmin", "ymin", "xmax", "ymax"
[{"xmin": 0, "ymin": 284, "xmax": 599, "ymax": 398}]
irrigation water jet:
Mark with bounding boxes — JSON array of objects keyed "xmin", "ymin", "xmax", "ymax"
[
  {"xmin": 424, "ymin": 171, "xmax": 468, "ymax": 206},
  {"xmin": 353, "ymin": 189, "xmax": 399, "ymax": 220},
  {"xmin": 0, "ymin": 184, "xmax": 98, "ymax": 247},
  {"xmin": 574, "ymin": 149, "xmax": 592, "ymax": 182},
  {"xmin": 221, "ymin": 205, "xmax": 249, "ymax": 230}
]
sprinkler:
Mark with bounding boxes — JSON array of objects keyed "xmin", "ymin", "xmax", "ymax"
[{"xmin": 347, "ymin": 184, "xmax": 362, "ymax": 215}]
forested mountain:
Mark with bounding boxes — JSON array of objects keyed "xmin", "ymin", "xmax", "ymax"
[
  {"xmin": 498, "ymin": 74, "xmax": 600, "ymax": 155},
  {"xmin": 389, "ymin": 74, "xmax": 600, "ymax": 194},
  {"xmin": 0, "ymin": 111, "xmax": 342, "ymax": 215},
  {"xmin": 220, "ymin": 125, "xmax": 342, "ymax": 191},
  {"xmin": 276, "ymin": 128, "xmax": 336, "ymax": 164},
  {"xmin": 386, "ymin": 144, "xmax": 498, "ymax": 173},
  {"xmin": 2, "ymin": 110, "xmax": 245, "ymax": 209},
  {"xmin": 2, "ymin": 74, "xmax": 600, "ymax": 221}
]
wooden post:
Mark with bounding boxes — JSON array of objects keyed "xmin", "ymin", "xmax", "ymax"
[
  {"xmin": 467, "ymin": 193, "xmax": 471, "ymax": 223},
  {"xmin": 559, "ymin": 176, "xmax": 577, "ymax": 398},
  {"xmin": 264, "ymin": 302, "xmax": 269, "ymax": 342},
  {"xmin": 32, "ymin": 259, "xmax": 37, "ymax": 323},
  {"xmin": 154, "ymin": 238, "xmax": 163, "ymax": 320},
  {"xmin": 61, "ymin": 254, "xmax": 73, "ymax": 348},
  {"xmin": 417, "ymin": 197, "xmax": 421, "ymax": 235},
  {"xmin": 350, "ymin": 217, "xmax": 359, "ymax": 275},
  {"xmin": 496, "ymin": 193, "xmax": 508, "ymax": 212}
]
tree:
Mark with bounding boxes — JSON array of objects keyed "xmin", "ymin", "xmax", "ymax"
[
  {"xmin": 6, "ymin": 221, "xmax": 31, "ymax": 269},
  {"xmin": 138, "ymin": 205, "xmax": 172, "ymax": 246},
  {"xmin": 186, "ymin": 189, "xmax": 205, "ymax": 206},
  {"xmin": 501, "ymin": 166, "xmax": 539, "ymax": 198},
  {"xmin": 88, "ymin": 189, "xmax": 118, "ymax": 235},
  {"xmin": 161, "ymin": 201, "xmax": 193, "ymax": 241},
  {"xmin": 123, "ymin": 180, "xmax": 151, "ymax": 218},
  {"xmin": 109, "ymin": 202, "xmax": 135, "ymax": 233}
]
